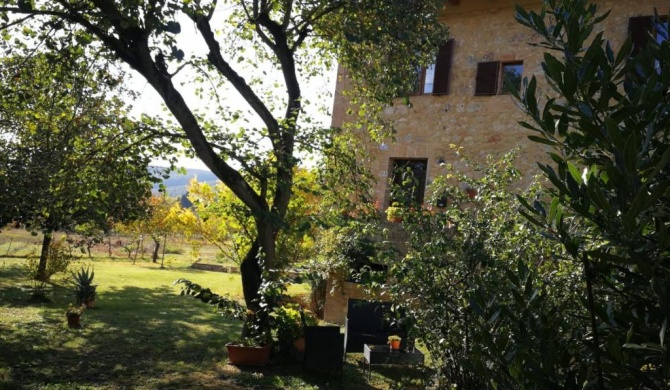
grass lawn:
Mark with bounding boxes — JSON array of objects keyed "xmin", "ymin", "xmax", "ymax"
[{"xmin": 0, "ymin": 256, "xmax": 428, "ymax": 389}]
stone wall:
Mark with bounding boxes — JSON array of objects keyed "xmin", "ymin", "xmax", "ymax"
[
  {"xmin": 325, "ymin": 0, "xmax": 668, "ymax": 325},
  {"xmin": 322, "ymin": 277, "xmax": 391, "ymax": 325},
  {"xmin": 331, "ymin": 0, "xmax": 668, "ymax": 205}
]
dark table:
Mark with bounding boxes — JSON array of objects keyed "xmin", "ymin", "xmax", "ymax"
[{"xmin": 363, "ymin": 344, "xmax": 425, "ymax": 380}]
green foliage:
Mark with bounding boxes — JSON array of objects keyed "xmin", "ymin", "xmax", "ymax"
[
  {"xmin": 270, "ymin": 303, "xmax": 317, "ymax": 352},
  {"xmin": 71, "ymin": 266, "xmax": 96, "ymax": 306},
  {"xmin": 65, "ymin": 303, "xmax": 85, "ymax": 318},
  {"xmin": 176, "ymin": 277, "xmax": 273, "ymax": 346},
  {"xmin": 0, "ymin": 0, "xmax": 446, "ymax": 341},
  {"xmin": 513, "ymin": 1, "xmax": 670, "ymax": 387},
  {"xmin": 26, "ymin": 236, "xmax": 74, "ymax": 282},
  {"xmin": 0, "ymin": 52, "xmax": 174, "ymax": 279},
  {"xmin": 385, "ymin": 203, "xmax": 404, "ymax": 222},
  {"xmin": 0, "ymin": 54, "xmax": 170, "ymax": 234},
  {"xmin": 311, "ymin": 224, "xmax": 380, "ymax": 289},
  {"xmin": 379, "ymin": 150, "xmax": 587, "ymax": 388},
  {"xmin": 175, "ymin": 279, "xmax": 247, "ymax": 321}
]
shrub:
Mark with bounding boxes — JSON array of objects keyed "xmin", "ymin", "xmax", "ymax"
[
  {"xmin": 163, "ymin": 246, "xmax": 184, "ymax": 255},
  {"xmin": 379, "ymin": 150, "xmax": 585, "ymax": 388},
  {"xmin": 26, "ymin": 236, "xmax": 74, "ymax": 282},
  {"xmin": 513, "ymin": 1, "xmax": 670, "ymax": 387},
  {"xmin": 271, "ymin": 303, "xmax": 318, "ymax": 353}
]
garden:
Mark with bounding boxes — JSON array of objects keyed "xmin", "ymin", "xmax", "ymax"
[
  {"xmin": 0, "ymin": 0, "xmax": 669, "ymax": 389},
  {"xmin": 0, "ymin": 231, "xmax": 427, "ymax": 390}
]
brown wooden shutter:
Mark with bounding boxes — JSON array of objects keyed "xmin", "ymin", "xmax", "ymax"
[
  {"xmin": 432, "ymin": 39, "xmax": 455, "ymax": 95},
  {"xmin": 629, "ymin": 16, "xmax": 653, "ymax": 55},
  {"xmin": 475, "ymin": 61, "xmax": 500, "ymax": 96}
]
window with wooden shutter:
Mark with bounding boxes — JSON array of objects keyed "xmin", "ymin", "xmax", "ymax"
[
  {"xmin": 475, "ymin": 61, "xmax": 500, "ymax": 96},
  {"xmin": 629, "ymin": 15, "xmax": 668, "ymax": 55},
  {"xmin": 433, "ymin": 39, "xmax": 455, "ymax": 95},
  {"xmin": 629, "ymin": 16, "xmax": 654, "ymax": 55}
]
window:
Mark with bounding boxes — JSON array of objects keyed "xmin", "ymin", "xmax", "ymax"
[
  {"xmin": 475, "ymin": 61, "xmax": 524, "ymax": 96},
  {"xmin": 501, "ymin": 62, "xmax": 523, "ymax": 94},
  {"xmin": 389, "ymin": 159, "xmax": 428, "ymax": 206},
  {"xmin": 629, "ymin": 15, "xmax": 668, "ymax": 55},
  {"xmin": 411, "ymin": 39, "xmax": 455, "ymax": 95}
]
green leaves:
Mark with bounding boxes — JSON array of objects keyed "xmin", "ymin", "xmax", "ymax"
[
  {"xmin": 17, "ymin": 0, "xmax": 34, "ymax": 12},
  {"xmin": 0, "ymin": 53, "xmax": 169, "ymax": 235},
  {"xmin": 515, "ymin": 1, "xmax": 670, "ymax": 387}
]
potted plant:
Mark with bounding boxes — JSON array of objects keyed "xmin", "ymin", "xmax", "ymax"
[
  {"xmin": 388, "ymin": 335, "xmax": 402, "ymax": 351},
  {"xmin": 72, "ymin": 266, "xmax": 97, "ymax": 308},
  {"xmin": 271, "ymin": 304, "xmax": 318, "ymax": 355},
  {"xmin": 226, "ymin": 310, "xmax": 273, "ymax": 366},
  {"xmin": 385, "ymin": 203, "xmax": 403, "ymax": 222},
  {"xmin": 66, "ymin": 304, "xmax": 85, "ymax": 328}
]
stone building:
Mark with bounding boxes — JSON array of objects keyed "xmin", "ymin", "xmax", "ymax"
[{"xmin": 322, "ymin": 0, "xmax": 668, "ymax": 325}]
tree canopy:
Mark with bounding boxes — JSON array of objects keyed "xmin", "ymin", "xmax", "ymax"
[
  {"xmin": 0, "ymin": 53, "xmax": 170, "ymax": 279},
  {"xmin": 0, "ymin": 0, "xmax": 449, "ymax": 317}
]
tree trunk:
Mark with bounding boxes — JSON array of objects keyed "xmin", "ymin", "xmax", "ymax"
[
  {"xmin": 36, "ymin": 231, "xmax": 52, "ymax": 281},
  {"xmin": 151, "ymin": 236, "xmax": 160, "ymax": 263},
  {"xmin": 240, "ymin": 239, "xmax": 262, "ymax": 310},
  {"xmin": 240, "ymin": 239, "xmax": 262, "ymax": 339}
]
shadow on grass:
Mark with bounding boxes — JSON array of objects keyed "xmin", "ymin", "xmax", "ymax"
[
  {"xmin": 0, "ymin": 263, "xmax": 420, "ymax": 389},
  {"xmin": 0, "ymin": 273, "xmax": 241, "ymax": 389}
]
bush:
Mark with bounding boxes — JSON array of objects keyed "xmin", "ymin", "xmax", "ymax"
[
  {"xmin": 379, "ymin": 150, "xmax": 586, "ymax": 388},
  {"xmin": 513, "ymin": 1, "xmax": 670, "ymax": 387},
  {"xmin": 163, "ymin": 246, "xmax": 184, "ymax": 255},
  {"xmin": 26, "ymin": 236, "xmax": 74, "ymax": 282},
  {"xmin": 271, "ymin": 304, "xmax": 317, "ymax": 353}
]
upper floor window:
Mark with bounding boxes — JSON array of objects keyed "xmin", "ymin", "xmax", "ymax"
[
  {"xmin": 475, "ymin": 61, "xmax": 524, "ymax": 96},
  {"xmin": 411, "ymin": 39, "xmax": 455, "ymax": 96},
  {"xmin": 629, "ymin": 15, "xmax": 668, "ymax": 55}
]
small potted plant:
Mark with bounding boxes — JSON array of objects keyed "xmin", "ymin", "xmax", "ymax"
[
  {"xmin": 72, "ymin": 266, "xmax": 97, "ymax": 308},
  {"xmin": 388, "ymin": 335, "xmax": 402, "ymax": 351},
  {"xmin": 66, "ymin": 304, "xmax": 85, "ymax": 328},
  {"xmin": 385, "ymin": 203, "xmax": 403, "ymax": 223},
  {"xmin": 271, "ymin": 304, "xmax": 317, "ymax": 355}
]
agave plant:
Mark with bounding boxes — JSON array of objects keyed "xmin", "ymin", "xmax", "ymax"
[{"xmin": 72, "ymin": 266, "xmax": 96, "ymax": 306}]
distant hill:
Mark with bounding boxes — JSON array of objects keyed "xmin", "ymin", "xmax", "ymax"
[{"xmin": 151, "ymin": 166, "xmax": 219, "ymax": 197}]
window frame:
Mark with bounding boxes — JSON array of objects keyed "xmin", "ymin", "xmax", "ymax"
[
  {"xmin": 388, "ymin": 158, "xmax": 428, "ymax": 206},
  {"xmin": 629, "ymin": 15, "xmax": 669, "ymax": 55},
  {"xmin": 475, "ymin": 60, "xmax": 524, "ymax": 96},
  {"xmin": 409, "ymin": 39, "xmax": 455, "ymax": 96},
  {"xmin": 500, "ymin": 61, "xmax": 524, "ymax": 95}
]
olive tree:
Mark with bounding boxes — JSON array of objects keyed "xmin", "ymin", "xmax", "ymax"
[{"xmin": 514, "ymin": 0, "xmax": 670, "ymax": 387}]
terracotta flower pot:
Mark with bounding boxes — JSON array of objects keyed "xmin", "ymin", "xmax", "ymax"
[
  {"xmin": 226, "ymin": 343, "xmax": 272, "ymax": 366},
  {"xmin": 293, "ymin": 337, "xmax": 305, "ymax": 352},
  {"xmin": 67, "ymin": 314, "xmax": 81, "ymax": 328},
  {"xmin": 390, "ymin": 340, "xmax": 401, "ymax": 350}
]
